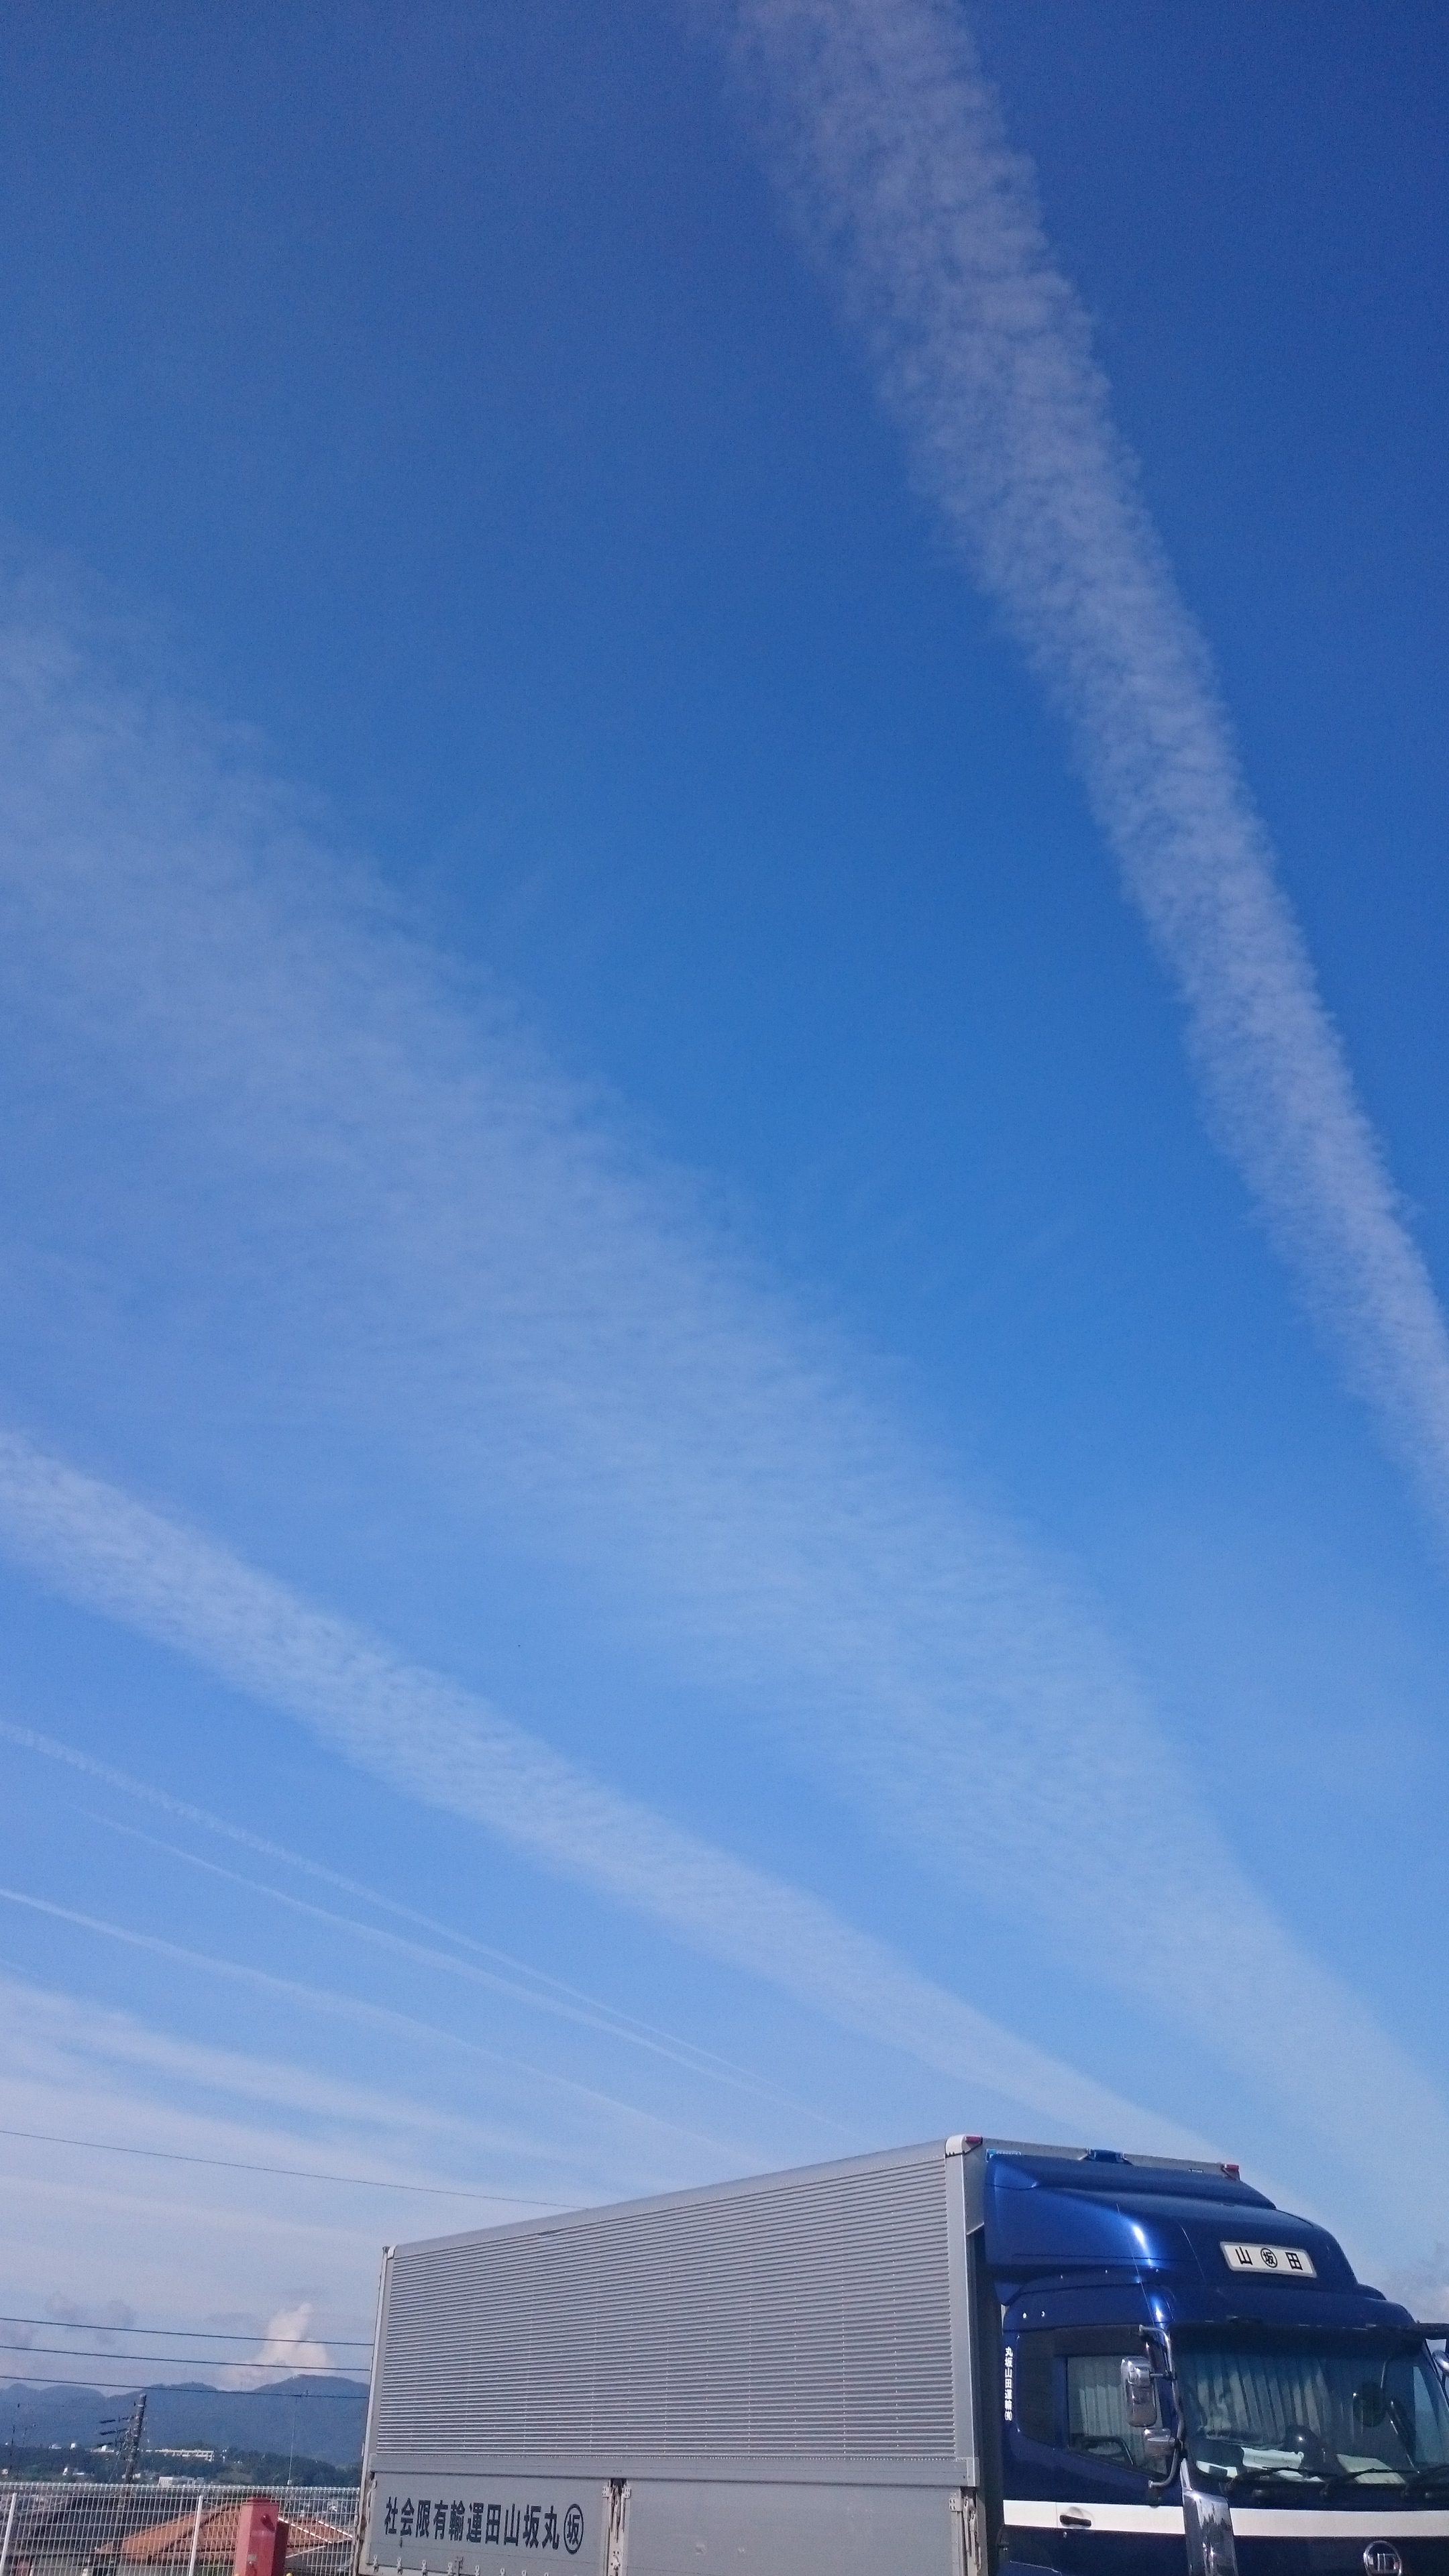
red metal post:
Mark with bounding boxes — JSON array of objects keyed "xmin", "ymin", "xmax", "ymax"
[{"xmin": 232, "ymin": 2499, "xmax": 290, "ymax": 2576}]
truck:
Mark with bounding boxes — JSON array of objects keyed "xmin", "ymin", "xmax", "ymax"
[{"xmin": 356, "ymin": 2135, "xmax": 1449, "ymax": 2576}]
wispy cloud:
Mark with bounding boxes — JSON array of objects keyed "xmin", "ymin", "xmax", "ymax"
[
  {"xmin": 97, "ymin": 1812, "xmax": 844, "ymax": 2135},
  {"xmin": 0, "ymin": 1963, "xmax": 590, "ymax": 2332},
  {"xmin": 0, "ymin": 586, "xmax": 1446, "ymax": 2243},
  {"xmin": 3, "ymin": 1716, "xmax": 835, "ymax": 2123},
  {"xmin": 716, "ymin": 0, "xmax": 1449, "ymax": 1541},
  {"xmin": 1, "ymin": 1961, "xmax": 565, "ymax": 2161},
  {"xmin": 0, "ymin": 1876, "xmax": 746, "ymax": 2175},
  {"xmin": 0, "ymin": 1429, "xmax": 1186, "ymax": 2153}
]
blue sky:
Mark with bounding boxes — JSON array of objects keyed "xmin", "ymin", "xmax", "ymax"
[{"xmin": 1, "ymin": 0, "xmax": 1447, "ymax": 2383}]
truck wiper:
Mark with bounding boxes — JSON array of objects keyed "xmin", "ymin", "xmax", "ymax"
[
  {"xmin": 1220, "ymin": 2469, "xmax": 1333, "ymax": 2493},
  {"xmin": 1406, "ymin": 2466, "xmax": 1449, "ymax": 2496}
]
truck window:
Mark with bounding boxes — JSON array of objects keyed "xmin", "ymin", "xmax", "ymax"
[
  {"xmin": 1014, "ymin": 2332, "xmax": 1055, "ymax": 2445},
  {"xmin": 1066, "ymin": 2353, "xmax": 1148, "ymax": 2470},
  {"xmin": 1176, "ymin": 2335, "xmax": 1449, "ymax": 2491}
]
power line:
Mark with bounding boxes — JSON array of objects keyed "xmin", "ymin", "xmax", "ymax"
[
  {"xmin": 0, "ymin": 2368, "xmax": 366, "ymax": 2400},
  {"xmin": 0, "ymin": 2318, "xmax": 370, "ymax": 2349},
  {"xmin": 0, "ymin": 2344, "xmax": 366, "ymax": 2373},
  {"xmin": 0, "ymin": 2124, "xmax": 558, "ymax": 2206}
]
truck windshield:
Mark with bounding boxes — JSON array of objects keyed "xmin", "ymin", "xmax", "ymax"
[{"xmin": 1175, "ymin": 2336, "xmax": 1449, "ymax": 2499}]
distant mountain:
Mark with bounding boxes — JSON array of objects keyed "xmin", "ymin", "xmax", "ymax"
[{"xmin": 2, "ymin": 2377, "xmax": 367, "ymax": 2473}]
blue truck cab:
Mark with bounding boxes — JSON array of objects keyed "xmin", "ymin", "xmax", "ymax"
[{"xmin": 975, "ymin": 2145, "xmax": 1449, "ymax": 2576}]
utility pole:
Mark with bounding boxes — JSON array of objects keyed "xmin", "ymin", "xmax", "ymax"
[
  {"xmin": 120, "ymin": 2394, "xmax": 146, "ymax": 2484},
  {"xmin": 99, "ymin": 2395, "xmax": 147, "ymax": 2484}
]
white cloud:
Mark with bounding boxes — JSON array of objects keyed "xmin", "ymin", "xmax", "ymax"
[
  {"xmin": 1, "ymin": 1714, "xmax": 841, "ymax": 2123},
  {"xmin": 0, "ymin": 1964, "xmax": 576, "ymax": 2338},
  {"xmin": 0, "ymin": 582, "xmax": 1445, "ymax": 2245},
  {"xmin": 0, "ymin": 1878, "xmax": 751, "ymax": 2178},
  {"xmin": 250, "ymin": 2302, "xmax": 330, "ymax": 2383},
  {"xmin": 0, "ymin": 1961, "xmax": 603, "ymax": 2207},
  {"xmin": 0, "ymin": 1431, "xmax": 1188, "ymax": 2156},
  {"xmin": 716, "ymin": 0, "xmax": 1449, "ymax": 1544}
]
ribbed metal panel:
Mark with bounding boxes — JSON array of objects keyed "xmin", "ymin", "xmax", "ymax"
[{"xmin": 372, "ymin": 2154, "xmax": 955, "ymax": 2467}]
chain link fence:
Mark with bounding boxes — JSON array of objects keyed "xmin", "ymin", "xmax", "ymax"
[{"xmin": 0, "ymin": 2485, "xmax": 358, "ymax": 2576}]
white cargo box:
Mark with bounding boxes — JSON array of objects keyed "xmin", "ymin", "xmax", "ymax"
[{"xmin": 358, "ymin": 2140, "xmax": 987, "ymax": 2576}]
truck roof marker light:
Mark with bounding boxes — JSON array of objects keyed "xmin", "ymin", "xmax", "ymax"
[{"xmin": 1222, "ymin": 2163, "xmax": 1240, "ymax": 2178}]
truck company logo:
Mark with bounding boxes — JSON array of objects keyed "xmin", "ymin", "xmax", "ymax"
[
  {"xmin": 1362, "ymin": 2548, "xmax": 1403, "ymax": 2576},
  {"xmin": 381, "ymin": 2500, "xmax": 583, "ymax": 2555},
  {"xmin": 1220, "ymin": 2241, "xmax": 1316, "ymax": 2278}
]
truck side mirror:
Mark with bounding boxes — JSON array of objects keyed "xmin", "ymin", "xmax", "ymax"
[
  {"xmin": 1142, "ymin": 2426, "xmax": 1179, "ymax": 2479},
  {"xmin": 1124, "ymin": 2358, "xmax": 1181, "ymax": 2483},
  {"xmin": 1122, "ymin": 2357, "xmax": 1159, "ymax": 2431}
]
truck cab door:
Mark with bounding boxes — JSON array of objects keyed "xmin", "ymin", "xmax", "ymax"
[{"xmin": 1000, "ymin": 2319, "xmax": 1181, "ymax": 2576}]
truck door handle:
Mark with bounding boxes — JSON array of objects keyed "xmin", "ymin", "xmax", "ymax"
[{"xmin": 1058, "ymin": 2511, "xmax": 1092, "ymax": 2530}]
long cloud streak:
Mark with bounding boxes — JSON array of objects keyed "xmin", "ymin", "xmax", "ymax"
[
  {"xmin": 96, "ymin": 1811, "xmax": 844, "ymax": 2133},
  {"xmin": 0, "ymin": 1964, "xmax": 564, "ymax": 2224},
  {"xmin": 0, "ymin": 1427, "xmax": 1183, "ymax": 2152},
  {"xmin": 0, "ymin": 1879, "xmax": 739, "ymax": 2173},
  {"xmin": 1, "ymin": 1715, "xmax": 823, "ymax": 2117},
  {"xmin": 0, "ymin": 593, "xmax": 1446, "ymax": 2240},
  {"xmin": 716, "ymin": 0, "xmax": 1449, "ymax": 1540},
  {"xmin": 0, "ymin": 1966, "xmax": 581, "ymax": 2322}
]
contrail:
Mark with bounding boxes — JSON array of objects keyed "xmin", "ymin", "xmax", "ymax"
[
  {"xmin": 1, "ymin": 600, "xmax": 1447, "ymax": 2241},
  {"xmin": 0, "ymin": 1427, "xmax": 1188, "ymax": 2151},
  {"xmin": 716, "ymin": 0, "xmax": 1449, "ymax": 1540},
  {"xmin": 1, "ymin": 1715, "xmax": 837, "ymax": 2121},
  {"xmin": 0, "ymin": 1957, "xmax": 638, "ymax": 2218},
  {"xmin": 95, "ymin": 1809, "xmax": 848, "ymax": 2133},
  {"xmin": 0, "ymin": 1962, "xmax": 630, "ymax": 2314},
  {"xmin": 0, "ymin": 1881, "xmax": 741, "ymax": 2167}
]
